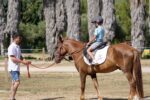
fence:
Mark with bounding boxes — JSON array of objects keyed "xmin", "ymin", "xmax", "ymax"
[
  {"xmin": 3, "ymin": 48, "xmax": 49, "ymax": 61},
  {"xmin": 2, "ymin": 48, "xmax": 49, "ymax": 82}
]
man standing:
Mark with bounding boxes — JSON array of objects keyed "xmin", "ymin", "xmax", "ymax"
[{"xmin": 8, "ymin": 34, "xmax": 31, "ymax": 100}]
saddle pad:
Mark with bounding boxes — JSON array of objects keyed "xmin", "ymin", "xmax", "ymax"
[{"xmin": 83, "ymin": 46, "xmax": 109, "ymax": 65}]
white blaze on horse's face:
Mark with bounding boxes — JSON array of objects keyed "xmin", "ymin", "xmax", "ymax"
[{"xmin": 54, "ymin": 44, "xmax": 67, "ymax": 63}]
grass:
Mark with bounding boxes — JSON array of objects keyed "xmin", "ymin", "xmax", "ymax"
[{"xmin": 0, "ymin": 72, "xmax": 150, "ymax": 100}]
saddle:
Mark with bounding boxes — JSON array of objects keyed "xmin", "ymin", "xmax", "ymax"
[{"xmin": 83, "ymin": 42, "xmax": 107, "ymax": 61}]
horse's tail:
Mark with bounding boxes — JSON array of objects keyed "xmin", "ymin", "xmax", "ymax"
[{"xmin": 133, "ymin": 50, "xmax": 144, "ymax": 98}]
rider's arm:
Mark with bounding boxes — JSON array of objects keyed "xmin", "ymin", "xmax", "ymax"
[
  {"xmin": 87, "ymin": 28, "xmax": 97, "ymax": 46},
  {"xmin": 88, "ymin": 35, "xmax": 96, "ymax": 45}
]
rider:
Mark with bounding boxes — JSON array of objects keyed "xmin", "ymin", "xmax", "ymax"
[{"xmin": 87, "ymin": 16, "xmax": 105, "ymax": 63}]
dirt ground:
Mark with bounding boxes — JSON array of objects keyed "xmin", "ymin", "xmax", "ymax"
[
  {"xmin": 0, "ymin": 60, "xmax": 150, "ymax": 100},
  {"xmin": 0, "ymin": 72, "xmax": 150, "ymax": 100}
]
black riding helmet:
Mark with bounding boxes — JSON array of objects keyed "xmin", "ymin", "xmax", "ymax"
[{"xmin": 91, "ymin": 16, "xmax": 103, "ymax": 24}]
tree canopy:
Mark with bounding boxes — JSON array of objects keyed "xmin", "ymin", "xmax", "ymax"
[{"xmin": 1, "ymin": 0, "xmax": 149, "ymax": 50}]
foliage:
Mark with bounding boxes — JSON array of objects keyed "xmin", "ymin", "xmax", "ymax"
[
  {"xmin": 142, "ymin": 54, "xmax": 150, "ymax": 59},
  {"xmin": 80, "ymin": 0, "xmax": 87, "ymax": 14},
  {"xmin": 1, "ymin": 0, "xmax": 8, "ymax": 22},
  {"xmin": 80, "ymin": 14, "xmax": 89, "ymax": 42},
  {"xmin": 19, "ymin": 21, "xmax": 45, "ymax": 49},
  {"xmin": 2, "ymin": 0, "xmax": 149, "ymax": 49},
  {"xmin": 114, "ymin": 0, "xmax": 131, "ymax": 42},
  {"xmin": 20, "ymin": 0, "xmax": 43, "ymax": 24},
  {"xmin": 144, "ymin": 0, "xmax": 150, "ymax": 46},
  {"xmin": 19, "ymin": 0, "xmax": 45, "ymax": 49},
  {"xmin": 80, "ymin": 0, "xmax": 88, "ymax": 42}
]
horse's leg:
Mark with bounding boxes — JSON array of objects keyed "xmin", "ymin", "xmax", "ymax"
[
  {"xmin": 125, "ymin": 72, "xmax": 136, "ymax": 100},
  {"xmin": 91, "ymin": 74, "xmax": 103, "ymax": 100},
  {"xmin": 80, "ymin": 73, "xmax": 87, "ymax": 100}
]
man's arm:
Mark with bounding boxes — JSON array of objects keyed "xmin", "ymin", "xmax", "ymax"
[{"xmin": 10, "ymin": 55, "xmax": 30, "ymax": 65}]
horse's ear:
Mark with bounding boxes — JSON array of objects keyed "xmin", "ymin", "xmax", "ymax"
[{"xmin": 58, "ymin": 35, "xmax": 63, "ymax": 43}]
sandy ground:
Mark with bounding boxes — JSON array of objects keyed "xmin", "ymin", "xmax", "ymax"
[
  {"xmin": 0, "ymin": 62, "xmax": 150, "ymax": 73},
  {"xmin": 0, "ymin": 61, "xmax": 150, "ymax": 100}
]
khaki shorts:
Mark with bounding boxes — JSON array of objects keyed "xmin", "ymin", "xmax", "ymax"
[{"xmin": 89, "ymin": 41, "xmax": 102, "ymax": 50}]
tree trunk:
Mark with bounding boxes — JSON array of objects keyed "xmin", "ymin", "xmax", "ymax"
[
  {"xmin": 66, "ymin": 0, "xmax": 81, "ymax": 41},
  {"xmin": 101, "ymin": 0, "xmax": 116, "ymax": 43},
  {"xmin": 87, "ymin": 0, "xmax": 102, "ymax": 40},
  {"xmin": 0, "ymin": 0, "xmax": 5, "ymax": 37},
  {"xmin": 0, "ymin": 0, "xmax": 5, "ymax": 55},
  {"xmin": 130, "ymin": 0, "xmax": 145, "ymax": 53},
  {"xmin": 43, "ymin": 0, "xmax": 66, "ymax": 59},
  {"xmin": 5, "ymin": 0, "xmax": 20, "ymax": 42}
]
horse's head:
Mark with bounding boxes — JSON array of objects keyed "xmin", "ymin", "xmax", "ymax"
[{"xmin": 54, "ymin": 36, "xmax": 68, "ymax": 63}]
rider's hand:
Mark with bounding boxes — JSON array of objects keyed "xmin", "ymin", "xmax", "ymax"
[{"xmin": 86, "ymin": 42, "xmax": 91, "ymax": 46}]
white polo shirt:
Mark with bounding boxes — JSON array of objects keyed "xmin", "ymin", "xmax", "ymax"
[{"xmin": 8, "ymin": 42, "xmax": 21, "ymax": 71}]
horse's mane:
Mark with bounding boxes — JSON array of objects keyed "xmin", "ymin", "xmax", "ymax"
[
  {"xmin": 63, "ymin": 37, "xmax": 84, "ymax": 44},
  {"xmin": 121, "ymin": 41, "xmax": 132, "ymax": 46}
]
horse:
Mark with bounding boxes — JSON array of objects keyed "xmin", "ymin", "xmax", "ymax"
[{"xmin": 54, "ymin": 37, "xmax": 144, "ymax": 100}]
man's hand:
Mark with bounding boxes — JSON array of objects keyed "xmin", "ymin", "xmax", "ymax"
[{"xmin": 22, "ymin": 60, "xmax": 31, "ymax": 65}]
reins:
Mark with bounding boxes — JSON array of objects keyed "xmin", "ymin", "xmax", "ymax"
[{"xmin": 63, "ymin": 44, "xmax": 86, "ymax": 62}]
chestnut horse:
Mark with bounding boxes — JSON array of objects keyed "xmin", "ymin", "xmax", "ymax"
[{"xmin": 54, "ymin": 37, "xmax": 144, "ymax": 100}]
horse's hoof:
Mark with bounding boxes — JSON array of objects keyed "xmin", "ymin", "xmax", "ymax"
[
  {"xmin": 98, "ymin": 96, "xmax": 103, "ymax": 100},
  {"xmin": 133, "ymin": 95, "xmax": 140, "ymax": 100},
  {"xmin": 80, "ymin": 96, "xmax": 84, "ymax": 100},
  {"xmin": 80, "ymin": 98, "xmax": 84, "ymax": 100}
]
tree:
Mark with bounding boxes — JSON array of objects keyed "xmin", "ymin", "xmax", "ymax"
[
  {"xmin": 20, "ymin": 0, "xmax": 43, "ymax": 24},
  {"xmin": 19, "ymin": 21, "xmax": 45, "ymax": 49},
  {"xmin": 87, "ymin": 0, "xmax": 102, "ymax": 40},
  {"xmin": 43, "ymin": 0, "xmax": 66, "ymax": 59},
  {"xmin": 102, "ymin": 0, "xmax": 116, "ymax": 43},
  {"xmin": 19, "ymin": 0, "xmax": 45, "ymax": 49},
  {"xmin": 5, "ymin": 0, "xmax": 20, "ymax": 42},
  {"xmin": 66, "ymin": 0, "xmax": 81, "ymax": 41},
  {"xmin": 0, "ymin": 0, "xmax": 5, "ymax": 55},
  {"xmin": 130, "ymin": 0, "xmax": 145, "ymax": 53},
  {"xmin": 144, "ymin": 0, "xmax": 150, "ymax": 46},
  {"xmin": 115, "ymin": 0, "xmax": 131, "ymax": 42}
]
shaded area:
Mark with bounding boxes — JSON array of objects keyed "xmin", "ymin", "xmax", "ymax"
[
  {"xmin": 41, "ymin": 97, "xmax": 64, "ymax": 100},
  {"xmin": 88, "ymin": 96, "xmax": 150, "ymax": 100},
  {"xmin": 144, "ymin": 96, "xmax": 150, "ymax": 100},
  {"xmin": 87, "ymin": 97, "xmax": 127, "ymax": 100}
]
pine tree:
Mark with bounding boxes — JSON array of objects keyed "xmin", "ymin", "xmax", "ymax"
[
  {"xmin": 43, "ymin": 0, "xmax": 66, "ymax": 59},
  {"xmin": 130, "ymin": 0, "xmax": 145, "ymax": 53}
]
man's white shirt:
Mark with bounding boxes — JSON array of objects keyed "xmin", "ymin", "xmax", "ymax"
[{"xmin": 8, "ymin": 42, "xmax": 21, "ymax": 71}]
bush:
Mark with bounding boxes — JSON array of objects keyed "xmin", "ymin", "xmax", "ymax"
[
  {"xmin": 24, "ymin": 56, "xmax": 36, "ymax": 60},
  {"xmin": 142, "ymin": 54, "xmax": 150, "ymax": 59}
]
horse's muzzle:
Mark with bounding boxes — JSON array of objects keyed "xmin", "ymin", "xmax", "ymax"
[{"xmin": 55, "ymin": 58, "xmax": 61, "ymax": 63}]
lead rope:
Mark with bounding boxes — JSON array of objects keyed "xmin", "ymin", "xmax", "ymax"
[
  {"xmin": 27, "ymin": 64, "xmax": 30, "ymax": 78},
  {"xmin": 26, "ymin": 62, "xmax": 56, "ymax": 78}
]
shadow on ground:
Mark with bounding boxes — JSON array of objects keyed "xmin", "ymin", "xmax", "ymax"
[
  {"xmin": 86, "ymin": 98, "xmax": 127, "ymax": 100},
  {"xmin": 144, "ymin": 96, "xmax": 150, "ymax": 100},
  {"xmin": 87, "ymin": 96, "xmax": 150, "ymax": 100},
  {"xmin": 40, "ymin": 96, "xmax": 150, "ymax": 100},
  {"xmin": 41, "ymin": 97, "xmax": 64, "ymax": 100}
]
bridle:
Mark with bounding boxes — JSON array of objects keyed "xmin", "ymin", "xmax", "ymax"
[{"xmin": 56, "ymin": 43, "xmax": 86, "ymax": 62}]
